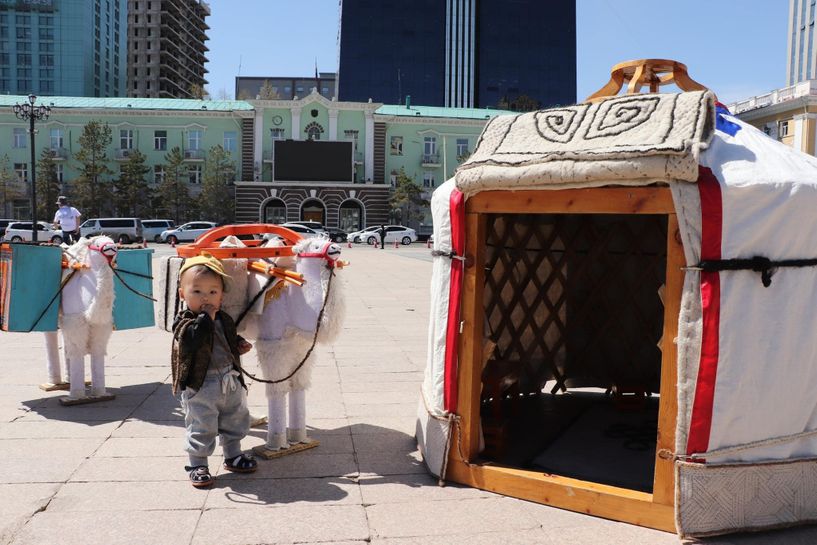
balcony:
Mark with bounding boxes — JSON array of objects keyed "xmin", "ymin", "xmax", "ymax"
[
  {"xmin": 184, "ymin": 149, "xmax": 205, "ymax": 161},
  {"xmin": 115, "ymin": 148, "xmax": 138, "ymax": 160},
  {"xmin": 421, "ymin": 152, "xmax": 441, "ymax": 167},
  {"xmin": 47, "ymin": 147, "xmax": 68, "ymax": 160}
]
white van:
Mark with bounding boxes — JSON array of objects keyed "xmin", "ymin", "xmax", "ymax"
[
  {"xmin": 141, "ymin": 219, "xmax": 175, "ymax": 242},
  {"xmin": 79, "ymin": 218, "xmax": 144, "ymax": 244}
]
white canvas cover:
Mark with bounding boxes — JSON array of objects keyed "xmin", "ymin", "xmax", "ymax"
[{"xmin": 418, "ymin": 90, "xmax": 817, "ymax": 536}]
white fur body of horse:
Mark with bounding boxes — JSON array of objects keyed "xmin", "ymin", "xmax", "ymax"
[
  {"xmin": 58, "ymin": 236, "xmax": 117, "ymax": 399},
  {"xmin": 251, "ymin": 237, "xmax": 345, "ymax": 449}
]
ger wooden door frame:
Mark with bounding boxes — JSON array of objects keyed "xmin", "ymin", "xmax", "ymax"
[{"xmin": 447, "ymin": 186, "xmax": 683, "ymax": 532}]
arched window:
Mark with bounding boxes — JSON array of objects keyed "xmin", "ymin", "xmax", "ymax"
[
  {"xmin": 304, "ymin": 121, "xmax": 324, "ymax": 141},
  {"xmin": 301, "ymin": 198, "xmax": 326, "ymax": 224},
  {"xmin": 339, "ymin": 199, "xmax": 363, "ymax": 232},
  {"xmin": 263, "ymin": 198, "xmax": 287, "ymax": 224}
]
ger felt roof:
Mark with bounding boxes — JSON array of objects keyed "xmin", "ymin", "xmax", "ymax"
[{"xmin": 0, "ymin": 95, "xmax": 254, "ymax": 112}]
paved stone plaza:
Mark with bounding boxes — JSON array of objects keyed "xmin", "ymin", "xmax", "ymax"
[{"xmin": 1, "ymin": 244, "xmax": 815, "ymax": 545}]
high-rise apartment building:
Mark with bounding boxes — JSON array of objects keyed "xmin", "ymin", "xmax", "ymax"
[
  {"xmin": 127, "ymin": 0, "xmax": 210, "ymax": 98},
  {"xmin": 0, "ymin": 0, "xmax": 127, "ymax": 97},
  {"xmin": 337, "ymin": 0, "xmax": 576, "ymax": 109},
  {"xmin": 787, "ymin": 0, "xmax": 817, "ymax": 85}
]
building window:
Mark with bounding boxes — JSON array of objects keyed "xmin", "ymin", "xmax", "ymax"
[
  {"xmin": 39, "ymin": 16, "xmax": 53, "ymax": 26},
  {"xmin": 779, "ymin": 120, "xmax": 790, "ymax": 137},
  {"xmin": 39, "ymin": 28, "xmax": 54, "ymax": 40},
  {"xmin": 17, "ymin": 54, "xmax": 31, "ymax": 65},
  {"xmin": 304, "ymin": 122, "xmax": 323, "ymax": 141},
  {"xmin": 119, "ymin": 129, "xmax": 133, "ymax": 149},
  {"xmin": 15, "ymin": 15, "xmax": 30, "ymax": 25},
  {"xmin": 344, "ymin": 129, "xmax": 359, "ymax": 150},
  {"xmin": 17, "ymin": 41, "xmax": 30, "ymax": 51},
  {"xmin": 188, "ymin": 164, "xmax": 202, "ymax": 184},
  {"xmin": 223, "ymin": 131, "xmax": 237, "ymax": 153},
  {"xmin": 16, "ymin": 27, "xmax": 31, "ymax": 39},
  {"xmin": 423, "ymin": 171, "xmax": 435, "ymax": 188},
  {"xmin": 154, "ymin": 130, "xmax": 167, "ymax": 150},
  {"xmin": 390, "ymin": 135, "xmax": 403, "ymax": 155},
  {"xmin": 423, "ymin": 136, "xmax": 437, "ymax": 155},
  {"xmin": 14, "ymin": 163, "xmax": 27, "ymax": 182},
  {"xmin": 270, "ymin": 128, "xmax": 285, "ymax": 140},
  {"xmin": 13, "ymin": 128, "xmax": 26, "ymax": 148},
  {"xmin": 456, "ymin": 138, "xmax": 469, "ymax": 157},
  {"xmin": 55, "ymin": 164, "xmax": 63, "ymax": 185},
  {"xmin": 188, "ymin": 130, "xmax": 202, "ymax": 150},
  {"xmin": 49, "ymin": 128, "xmax": 63, "ymax": 149},
  {"xmin": 40, "ymin": 68, "xmax": 54, "ymax": 78},
  {"xmin": 39, "ymin": 54, "xmax": 54, "ymax": 67},
  {"xmin": 153, "ymin": 165, "xmax": 165, "ymax": 184},
  {"xmin": 40, "ymin": 80, "xmax": 53, "ymax": 93}
]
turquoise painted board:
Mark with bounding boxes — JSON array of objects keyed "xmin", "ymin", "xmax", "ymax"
[
  {"xmin": 0, "ymin": 244, "xmax": 62, "ymax": 332},
  {"xmin": 113, "ymin": 248, "xmax": 155, "ymax": 330}
]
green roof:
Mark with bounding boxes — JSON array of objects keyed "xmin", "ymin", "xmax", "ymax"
[
  {"xmin": 0, "ymin": 95, "xmax": 253, "ymax": 112},
  {"xmin": 376, "ymin": 104, "xmax": 513, "ymax": 120}
]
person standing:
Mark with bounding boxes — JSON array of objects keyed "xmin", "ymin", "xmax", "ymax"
[
  {"xmin": 379, "ymin": 224, "xmax": 386, "ymax": 249},
  {"xmin": 53, "ymin": 196, "xmax": 82, "ymax": 244}
]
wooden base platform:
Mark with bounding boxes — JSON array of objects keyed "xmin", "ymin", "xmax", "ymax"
[
  {"xmin": 58, "ymin": 394, "xmax": 116, "ymax": 406},
  {"xmin": 39, "ymin": 380, "xmax": 91, "ymax": 392},
  {"xmin": 252, "ymin": 439, "xmax": 319, "ymax": 459}
]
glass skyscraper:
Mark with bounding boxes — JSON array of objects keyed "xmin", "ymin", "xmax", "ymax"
[
  {"xmin": 0, "ymin": 0, "xmax": 127, "ymax": 97},
  {"xmin": 337, "ymin": 0, "xmax": 576, "ymax": 109}
]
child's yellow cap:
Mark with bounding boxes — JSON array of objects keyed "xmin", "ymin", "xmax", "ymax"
[{"xmin": 179, "ymin": 252, "xmax": 232, "ymax": 292}]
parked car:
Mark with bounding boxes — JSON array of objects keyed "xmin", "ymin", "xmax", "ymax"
[
  {"xmin": 2, "ymin": 221, "xmax": 64, "ymax": 243},
  {"xmin": 363, "ymin": 225, "xmax": 418, "ymax": 245},
  {"xmin": 325, "ymin": 227, "xmax": 348, "ymax": 243},
  {"xmin": 286, "ymin": 220, "xmax": 327, "ymax": 235},
  {"xmin": 79, "ymin": 217, "xmax": 144, "ymax": 244},
  {"xmin": 280, "ymin": 223, "xmax": 322, "ymax": 239},
  {"xmin": 141, "ymin": 219, "xmax": 175, "ymax": 243},
  {"xmin": 0, "ymin": 218, "xmax": 15, "ymax": 238},
  {"xmin": 348, "ymin": 225, "xmax": 381, "ymax": 243},
  {"xmin": 159, "ymin": 221, "xmax": 217, "ymax": 244}
]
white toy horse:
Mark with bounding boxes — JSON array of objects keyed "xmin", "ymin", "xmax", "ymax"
[
  {"xmin": 58, "ymin": 236, "xmax": 118, "ymax": 402},
  {"xmin": 252, "ymin": 236, "xmax": 345, "ymax": 453}
]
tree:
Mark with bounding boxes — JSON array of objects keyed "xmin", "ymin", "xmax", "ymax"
[
  {"xmin": 35, "ymin": 149, "xmax": 61, "ymax": 221},
  {"xmin": 112, "ymin": 149, "xmax": 150, "ymax": 216},
  {"xmin": 199, "ymin": 145, "xmax": 235, "ymax": 224},
  {"xmin": 159, "ymin": 147, "xmax": 194, "ymax": 224},
  {"xmin": 388, "ymin": 168, "xmax": 429, "ymax": 226},
  {"xmin": 0, "ymin": 154, "xmax": 26, "ymax": 217},
  {"xmin": 73, "ymin": 120, "xmax": 113, "ymax": 217},
  {"xmin": 258, "ymin": 80, "xmax": 280, "ymax": 100},
  {"xmin": 189, "ymin": 83, "xmax": 211, "ymax": 100}
]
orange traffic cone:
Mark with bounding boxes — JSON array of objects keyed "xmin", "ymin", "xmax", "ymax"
[
  {"xmin": 347, "ymin": 241, "xmax": 352, "ymax": 248},
  {"xmin": 170, "ymin": 239, "xmax": 176, "ymax": 248},
  {"xmin": 393, "ymin": 240, "xmax": 399, "ymax": 249},
  {"xmin": 426, "ymin": 238, "xmax": 432, "ymax": 248},
  {"xmin": 374, "ymin": 240, "xmax": 378, "ymax": 248}
]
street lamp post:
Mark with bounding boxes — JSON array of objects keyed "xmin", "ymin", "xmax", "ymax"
[{"xmin": 13, "ymin": 94, "xmax": 51, "ymax": 242}]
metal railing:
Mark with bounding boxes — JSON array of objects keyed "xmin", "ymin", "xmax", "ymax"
[
  {"xmin": 729, "ymin": 80, "xmax": 817, "ymax": 114},
  {"xmin": 421, "ymin": 152, "xmax": 440, "ymax": 165}
]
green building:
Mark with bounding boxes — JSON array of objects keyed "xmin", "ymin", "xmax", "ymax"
[
  {"xmin": 0, "ymin": 90, "xmax": 510, "ymax": 234},
  {"xmin": 0, "ymin": 0, "xmax": 127, "ymax": 97}
]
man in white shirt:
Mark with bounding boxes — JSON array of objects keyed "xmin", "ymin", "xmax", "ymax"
[{"xmin": 53, "ymin": 196, "xmax": 82, "ymax": 244}]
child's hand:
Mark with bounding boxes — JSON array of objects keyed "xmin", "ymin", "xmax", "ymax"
[
  {"xmin": 200, "ymin": 304, "xmax": 218, "ymax": 320},
  {"xmin": 237, "ymin": 339, "xmax": 253, "ymax": 355}
]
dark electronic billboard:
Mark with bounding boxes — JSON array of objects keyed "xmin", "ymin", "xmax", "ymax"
[{"xmin": 273, "ymin": 140, "xmax": 354, "ymax": 182}]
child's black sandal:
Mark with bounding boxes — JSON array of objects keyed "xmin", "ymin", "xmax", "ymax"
[
  {"xmin": 223, "ymin": 453, "xmax": 257, "ymax": 473},
  {"xmin": 185, "ymin": 465, "xmax": 213, "ymax": 488}
]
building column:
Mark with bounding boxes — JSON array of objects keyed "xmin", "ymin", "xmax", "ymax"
[
  {"xmin": 329, "ymin": 109, "xmax": 338, "ymax": 140},
  {"xmin": 254, "ymin": 109, "xmax": 264, "ymax": 181},
  {"xmin": 364, "ymin": 112, "xmax": 374, "ymax": 182},
  {"xmin": 794, "ymin": 112, "xmax": 817, "ymax": 155},
  {"xmin": 292, "ymin": 107, "xmax": 302, "ymax": 140}
]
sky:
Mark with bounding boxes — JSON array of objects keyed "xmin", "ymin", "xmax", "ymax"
[{"xmin": 204, "ymin": 0, "xmax": 788, "ymax": 105}]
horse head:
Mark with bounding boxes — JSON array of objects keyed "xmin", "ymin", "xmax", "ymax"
[{"xmin": 293, "ymin": 237, "xmax": 342, "ymax": 267}]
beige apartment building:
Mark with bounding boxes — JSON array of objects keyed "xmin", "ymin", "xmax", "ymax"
[
  {"xmin": 127, "ymin": 0, "xmax": 210, "ymax": 98},
  {"xmin": 731, "ymin": 80, "xmax": 817, "ymax": 156}
]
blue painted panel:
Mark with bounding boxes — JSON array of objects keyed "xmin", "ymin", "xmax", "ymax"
[
  {"xmin": 113, "ymin": 248, "xmax": 155, "ymax": 330},
  {"xmin": 0, "ymin": 244, "xmax": 62, "ymax": 332}
]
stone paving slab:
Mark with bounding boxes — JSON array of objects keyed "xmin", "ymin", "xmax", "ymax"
[{"xmin": 2, "ymin": 245, "xmax": 817, "ymax": 544}]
